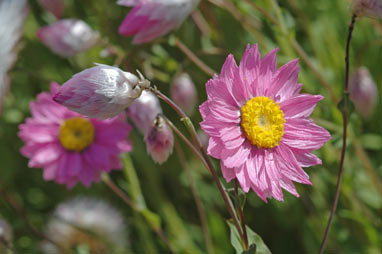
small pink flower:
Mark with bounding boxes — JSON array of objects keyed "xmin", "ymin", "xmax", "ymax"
[
  {"xmin": 53, "ymin": 64, "xmax": 150, "ymax": 119},
  {"xmin": 117, "ymin": 0, "xmax": 199, "ymax": 44},
  {"xmin": 200, "ymin": 44, "xmax": 331, "ymax": 202},
  {"xmin": 145, "ymin": 115, "xmax": 174, "ymax": 164},
  {"xmin": 171, "ymin": 73, "xmax": 197, "ymax": 115},
  {"xmin": 128, "ymin": 90, "xmax": 162, "ymax": 133},
  {"xmin": 19, "ymin": 82, "xmax": 133, "ymax": 188},
  {"xmin": 38, "ymin": 0, "xmax": 64, "ymax": 19},
  {"xmin": 350, "ymin": 67, "xmax": 378, "ymax": 118},
  {"xmin": 37, "ymin": 19, "xmax": 99, "ymax": 57},
  {"xmin": 352, "ymin": 0, "xmax": 382, "ymax": 19}
]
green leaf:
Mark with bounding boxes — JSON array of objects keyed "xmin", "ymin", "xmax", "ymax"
[
  {"xmin": 141, "ymin": 208, "xmax": 162, "ymax": 232},
  {"xmin": 227, "ymin": 220, "xmax": 272, "ymax": 254}
]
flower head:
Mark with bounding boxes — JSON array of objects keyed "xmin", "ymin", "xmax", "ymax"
[
  {"xmin": 41, "ymin": 197, "xmax": 127, "ymax": 253},
  {"xmin": 145, "ymin": 115, "xmax": 174, "ymax": 164},
  {"xmin": 200, "ymin": 44, "xmax": 331, "ymax": 202},
  {"xmin": 0, "ymin": 0, "xmax": 27, "ymax": 114},
  {"xmin": 37, "ymin": 19, "xmax": 99, "ymax": 57},
  {"xmin": 53, "ymin": 64, "xmax": 150, "ymax": 119},
  {"xmin": 350, "ymin": 67, "xmax": 378, "ymax": 118},
  {"xmin": 171, "ymin": 73, "xmax": 197, "ymax": 115},
  {"xmin": 352, "ymin": 0, "xmax": 382, "ymax": 19},
  {"xmin": 117, "ymin": 0, "xmax": 199, "ymax": 44},
  {"xmin": 38, "ymin": 0, "xmax": 64, "ymax": 19},
  {"xmin": 128, "ymin": 90, "xmax": 162, "ymax": 133},
  {"xmin": 19, "ymin": 82, "xmax": 132, "ymax": 188}
]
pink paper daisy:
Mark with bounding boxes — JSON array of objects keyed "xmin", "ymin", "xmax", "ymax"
[
  {"xmin": 117, "ymin": 0, "xmax": 199, "ymax": 44},
  {"xmin": 18, "ymin": 82, "xmax": 132, "ymax": 188},
  {"xmin": 200, "ymin": 44, "xmax": 331, "ymax": 202}
]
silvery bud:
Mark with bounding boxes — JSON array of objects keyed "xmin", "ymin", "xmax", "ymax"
[{"xmin": 171, "ymin": 73, "xmax": 197, "ymax": 115}]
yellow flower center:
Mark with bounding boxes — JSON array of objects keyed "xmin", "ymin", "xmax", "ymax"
[
  {"xmin": 240, "ymin": 96, "xmax": 285, "ymax": 149},
  {"xmin": 59, "ymin": 117, "xmax": 94, "ymax": 152}
]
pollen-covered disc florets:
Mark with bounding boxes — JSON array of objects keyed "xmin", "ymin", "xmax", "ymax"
[
  {"xmin": 240, "ymin": 96, "xmax": 285, "ymax": 149},
  {"xmin": 59, "ymin": 117, "xmax": 94, "ymax": 152}
]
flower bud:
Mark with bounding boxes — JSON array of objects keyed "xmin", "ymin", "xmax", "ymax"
[
  {"xmin": 38, "ymin": 0, "xmax": 64, "ymax": 19},
  {"xmin": 352, "ymin": 0, "xmax": 382, "ymax": 19},
  {"xmin": 0, "ymin": 219, "xmax": 12, "ymax": 252},
  {"xmin": 197, "ymin": 129, "xmax": 209, "ymax": 150},
  {"xmin": 171, "ymin": 73, "xmax": 197, "ymax": 115},
  {"xmin": 350, "ymin": 67, "xmax": 378, "ymax": 118},
  {"xmin": 145, "ymin": 115, "xmax": 174, "ymax": 164},
  {"xmin": 128, "ymin": 90, "xmax": 162, "ymax": 133},
  {"xmin": 53, "ymin": 64, "xmax": 151, "ymax": 119},
  {"xmin": 37, "ymin": 19, "xmax": 100, "ymax": 57}
]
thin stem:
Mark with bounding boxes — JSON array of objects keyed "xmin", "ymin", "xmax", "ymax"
[
  {"xmin": 319, "ymin": 14, "xmax": 357, "ymax": 254},
  {"xmin": 174, "ymin": 140, "xmax": 215, "ymax": 254},
  {"xmin": 151, "ymin": 88, "xmax": 245, "ymax": 244},
  {"xmin": 102, "ymin": 176, "xmax": 175, "ymax": 253},
  {"xmin": 174, "ymin": 37, "xmax": 216, "ymax": 76},
  {"xmin": 234, "ymin": 180, "xmax": 248, "ymax": 250}
]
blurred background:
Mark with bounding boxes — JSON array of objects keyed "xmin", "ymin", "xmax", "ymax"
[{"xmin": 0, "ymin": 0, "xmax": 381, "ymax": 253}]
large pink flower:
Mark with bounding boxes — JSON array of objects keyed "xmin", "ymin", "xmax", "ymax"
[
  {"xmin": 18, "ymin": 82, "xmax": 132, "ymax": 188},
  {"xmin": 117, "ymin": 0, "xmax": 199, "ymax": 44},
  {"xmin": 200, "ymin": 44, "xmax": 331, "ymax": 202}
]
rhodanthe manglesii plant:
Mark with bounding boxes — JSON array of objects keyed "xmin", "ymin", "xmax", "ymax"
[
  {"xmin": 19, "ymin": 82, "xmax": 133, "ymax": 188},
  {"xmin": 200, "ymin": 44, "xmax": 331, "ymax": 202},
  {"xmin": 118, "ymin": 0, "xmax": 200, "ymax": 44}
]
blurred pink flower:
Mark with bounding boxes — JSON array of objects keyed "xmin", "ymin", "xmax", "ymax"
[
  {"xmin": 200, "ymin": 44, "xmax": 331, "ymax": 202},
  {"xmin": 145, "ymin": 115, "xmax": 174, "ymax": 164},
  {"xmin": 19, "ymin": 82, "xmax": 132, "ymax": 188},
  {"xmin": 128, "ymin": 90, "xmax": 162, "ymax": 133},
  {"xmin": 350, "ymin": 67, "xmax": 378, "ymax": 118},
  {"xmin": 53, "ymin": 64, "xmax": 150, "ymax": 119},
  {"xmin": 37, "ymin": 19, "xmax": 99, "ymax": 57},
  {"xmin": 117, "ymin": 0, "xmax": 199, "ymax": 44},
  {"xmin": 171, "ymin": 73, "xmax": 197, "ymax": 115},
  {"xmin": 352, "ymin": 0, "xmax": 382, "ymax": 19},
  {"xmin": 38, "ymin": 0, "xmax": 64, "ymax": 19}
]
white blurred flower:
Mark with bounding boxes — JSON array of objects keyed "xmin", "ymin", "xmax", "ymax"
[
  {"xmin": 41, "ymin": 197, "xmax": 127, "ymax": 254},
  {"xmin": 0, "ymin": 219, "xmax": 13, "ymax": 254},
  {"xmin": 0, "ymin": 0, "xmax": 28, "ymax": 114}
]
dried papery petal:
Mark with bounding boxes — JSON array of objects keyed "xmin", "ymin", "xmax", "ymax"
[
  {"xmin": 128, "ymin": 90, "xmax": 163, "ymax": 134},
  {"xmin": 171, "ymin": 73, "xmax": 197, "ymax": 115},
  {"xmin": 53, "ymin": 64, "xmax": 150, "ymax": 119},
  {"xmin": 38, "ymin": 0, "xmax": 64, "ymax": 19},
  {"xmin": 145, "ymin": 115, "xmax": 174, "ymax": 164},
  {"xmin": 350, "ymin": 67, "xmax": 378, "ymax": 118},
  {"xmin": 117, "ymin": 0, "xmax": 200, "ymax": 44},
  {"xmin": 37, "ymin": 19, "xmax": 100, "ymax": 57},
  {"xmin": 352, "ymin": 0, "xmax": 382, "ymax": 19}
]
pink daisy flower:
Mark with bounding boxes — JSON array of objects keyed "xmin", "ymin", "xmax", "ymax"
[
  {"xmin": 200, "ymin": 44, "xmax": 331, "ymax": 202},
  {"xmin": 18, "ymin": 82, "xmax": 132, "ymax": 188},
  {"xmin": 117, "ymin": 0, "xmax": 199, "ymax": 44}
]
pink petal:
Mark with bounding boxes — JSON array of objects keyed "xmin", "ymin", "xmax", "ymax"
[
  {"xmin": 221, "ymin": 141, "xmax": 251, "ymax": 168},
  {"xmin": 268, "ymin": 59, "xmax": 300, "ymax": 101},
  {"xmin": 29, "ymin": 143, "xmax": 62, "ymax": 167},
  {"xmin": 84, "ymin": 144, "xmax": 110, "ymax": 170},
  {"xmin": 280, "ymin": 94, "xmax": 323, "ymax": 119},
  {"xmin": 220, "ymin": 161, "xmax": 236, "ymax": 182},
  {"xmin": 207, "ymin": 137, "xmax": 224, "ymax": 158}
]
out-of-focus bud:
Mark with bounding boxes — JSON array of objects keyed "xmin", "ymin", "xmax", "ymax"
[
  {"xmin": 0, "ymin": 219, "xmax": 13, "ymax": 253},
  {"xmin": 41, "ymin": 197, "xmax": 127, "ymax": 254},
  {"xmin": 197, "ymin": 129, "xmax": 209, "ymax": 150},
  {"xmin": 38, "ymin": 0, "xmax": 64, "ymax": 19},
  {"xmin": 37, "ymin": 19, "xmax": 100, "ymax": 57},
  {"xmin": 171, "ymin": 73, "xmax": 197, "ymax": 115},
  {"xmin": 53, "ymin": 64, "xmax": 151, "ymax": 119},
  {"xmin": 128, "ymin": 90, "xmax": 162, "ymax": 133},
  {"xmin": 145, "ymin": 115, "xmax": 174, "ymax": 164},
  {"xmin": 352, "ymin": 0, "xmax": 382, "ymax": 19},
  {"xmin": 350, "ymin": 67, "xmax": 378, "ymax": 118}
]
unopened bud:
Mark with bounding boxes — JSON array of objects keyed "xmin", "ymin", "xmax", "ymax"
[
  {"xmin": 37, "ymin": 19, "xmax": 100, "ymax": 57},
  {"xmin": 128, "ymin": 90, "xmax": 162, "ymax": 133},
  {"xmin": 145, "ymin": 115, "xmax": 174, "ymax": 164},
  {"xmin": 352, "ymin": 0, "xmax": 382, "ymax": 19},
  {"xmin": 350, "ymin": 67, "xmax": 378, "ymax": 118},
  {"xmin": 53, "ymin": 64, "xmax": 150, "ymax": 119},
  {"xmin": 171, "ymin": 73, "xmax": 197, "ymax": 115},
  {"xmin": 0, "ymin": 219, "xmax": 12, "ymax": 253}
]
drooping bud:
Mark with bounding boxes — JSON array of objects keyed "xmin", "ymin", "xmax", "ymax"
[
  {"xmin": 38, "ymin": 0, "xmax": 64, "ymax": 19},
  {"xmin": 0, "ymin": 219, "xmax": 13, "ymax": 253},
  {"xmin": 145, "ymin": 115, "xmax": 174, "ymax": 164},
  {"xmin": 197, "ymin": 129, "xmax": 209, "ymax": 150},
  {"xmin": 53, "ymin": 64, "xmax": 151, "ymax": 119},
  {"xmin": 352, "ymin": 0, "xmax": 382, "ymax": 19},
  {"xmin": 37, "ymin": 19, "xmax": 100, "ymax": 57},
  {"xmin": 171, "ymin": 73, "xmax": 197, "ymax": 115},
  {"xmin": 128, "ymin": 90, "xmax": 162, "ymax": 133},
  {"xmin": 350, "ymin": 67, "xmax": 378, "ymax": 118}
]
